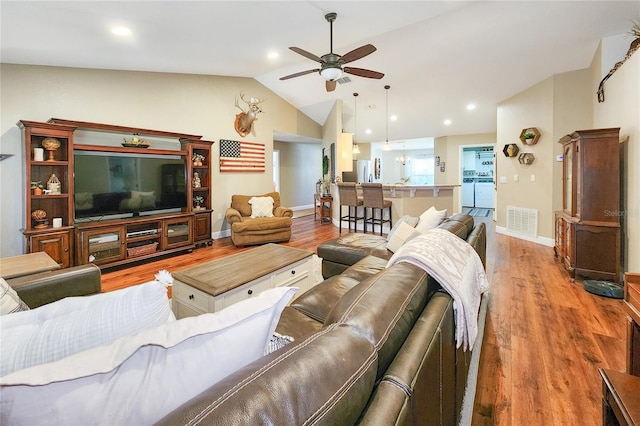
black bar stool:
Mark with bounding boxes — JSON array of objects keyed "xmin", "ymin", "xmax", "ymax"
[
  {"xmin": 361, "ymin": 183, "xmax": 392, "ymax": 235},
  {"xmin": 336, "ymin": 182, "xmax": 363, "ymax": 233}
]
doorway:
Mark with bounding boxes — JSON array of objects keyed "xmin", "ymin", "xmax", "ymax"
[
  {"xmin": 273, "ymin": 150, "xmax": 280, "ymax": 192},
  {"xmin": 460, "ymin": 145, "xmax": 495, "ymax": 213}
]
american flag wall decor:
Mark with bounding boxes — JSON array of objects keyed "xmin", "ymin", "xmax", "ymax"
[{"xmin": 219, "ymin": 139, "xmax": 265, "ymax": 172}]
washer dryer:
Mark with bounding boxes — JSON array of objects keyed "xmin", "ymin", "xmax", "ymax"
[
  {"xmin": 462, "ymin": 179, "xmax": 475, "ymax": 207},
  {"xmin": 474, "ymin": 182, "xmax": 494, "ymax": 208}
]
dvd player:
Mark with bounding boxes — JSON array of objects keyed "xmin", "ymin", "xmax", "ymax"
[{"xmin": 126, "ymin": 229, "xmax": 159, "ymax": 238}]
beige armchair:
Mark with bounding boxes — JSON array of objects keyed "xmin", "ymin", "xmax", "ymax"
[{"xmin": 225, "ymin": 192, "xmax": 293, "ymax": 247}]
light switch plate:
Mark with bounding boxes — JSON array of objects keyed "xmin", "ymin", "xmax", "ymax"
[
  {"xmin": 513, "ymin": 174, "xmax": 519, "ymax": 182},
  {"xmin": 499, "ymin": 176, "xmax": 507, "ymax": 184}
]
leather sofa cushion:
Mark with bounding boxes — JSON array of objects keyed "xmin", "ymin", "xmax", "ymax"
[
  {"xmin": 446, "ymin": 213, "xmax": 474, "ymax": 236},
  {"xmin": 275, "ymin": 306, "xmax": 324, "ymax": 342},
  {"xmin": 288, "ymin": 275, "xmax": 360, "ymax": 323},
  {"xmin": 9, "ymin": 265, "xmax": 101, "ymax": 309},
  {"xmin": 325, "ymin": 262, "xmax": 440, "ymax": 380},
  {"xmin": 231, "ymin": 216, "xmax": 291, "ymax": 233},
  {"xmin": 157, "ymin": 324, "xmax": 378, "ymax": 426},
  {"xmin": 466, "ymin": 222, "xmax": 487, "ymax": 269},
  {"xmin": 341, "ymin": 255, "xmax": 388, "ymax": 282},
  {"xmin": 377, "ymin": 292, "xmax": 456, "ymax": 425},
  {"xmin": 436, "ymin": 219, "xmax": 468, "ymax": 240},
  {"xmin": 317, "ymin": 233, "xmax": 391, "ymax": 266}
]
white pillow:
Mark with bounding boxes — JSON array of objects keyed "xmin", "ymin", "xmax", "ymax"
[
  {"xmin": 0, "ymin": 281, "xmax": 173, "ymax": 378},
  {"xmin": 249, "ymin": 196, "xmax": 275, "ymax": 218},
  {"xmin": 415, "ymin": 206, "xmax": 447, "ymax": 234},
  {"xmin": 386, "ymin": 222, "xmax": 421, "ymax": 253},
  {"xmin": 386, "ymin": 215, "xmax": 419, "ymax": 242},
  {"xmin": 0, "ymin": 286, "xmax": 297, "ymax": 426},
  {"xmin": 0, "ymin": 278, "xmax": 29, "ymax": 316}
]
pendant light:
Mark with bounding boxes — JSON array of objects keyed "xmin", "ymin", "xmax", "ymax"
[
  {"xmin": 396, "ymin": 142, "xmax": 410, "ymax": 165},
  {"xmin": 352, "ymin": 92, "xmax": 360, "ymax": 155},
  {"xmin": 383, "ymin": 85, "xmax": 391, "ymax": 151}
]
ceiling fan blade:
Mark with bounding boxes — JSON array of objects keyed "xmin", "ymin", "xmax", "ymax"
[
  {"xmin": 326, "ymin": 80, "xmax": 337, "ymax": 92},
  {"xmin": 340, "ymin": 44, "xmax": 377, "ymax": 64},
  {"xmin": 289, "ymin": 47, "xmax": 323, "ymax": 63},
  {"xmin": 280, "ymin": 69, "xmax": 320, "ymax": 80},
  {"xmin": 344, "ymin": 67, "xmax": 384, "ymax": 79}
]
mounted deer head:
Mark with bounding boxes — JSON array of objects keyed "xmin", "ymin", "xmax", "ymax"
[{"xmin": 234, "ymin": 93, "xmax": 266, "ymax": 137}]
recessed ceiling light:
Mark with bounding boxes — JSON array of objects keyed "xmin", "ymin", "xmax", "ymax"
[
  {"xmin": 390, "ymin": 115, "xmax": 398, "ymax": 121},
  {"xmin": 111, "ymin": 26, "xmax": 132, "ymax": 36},
  {"xmin": 467, "ymin": 103, "xmax": 476, "ymax": 110},
  {"xmin": 267, "ymin": 51, "xmax": 279, "ymax": 60},
  {"xmin": 444, "ymin": 119, "xmax": 452, "ymax": 125},
  {"xmin": 365, "ymin": 129, "xmax": 372, "ymax": 135}
]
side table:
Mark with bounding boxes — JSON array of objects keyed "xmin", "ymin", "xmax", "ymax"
[
  {"xmin": 314, "ymin": 194, "xmax": 332, "ymax": 224},
  {"xmin": 0, "ymin": 252, "xmax": 60, "ymax": 279},
  {"xmin": 600, "ymin": 368, "xmax": 640, "ymax": 425}
]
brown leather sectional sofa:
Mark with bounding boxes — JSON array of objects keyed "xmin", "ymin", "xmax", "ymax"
[
  {"xmin": 159, "ymin": 213, "xmax": 487, "ymax": 425},
  {"xmin": 7, "ymin": 264, "xmax": 101, "ymax": 308}
]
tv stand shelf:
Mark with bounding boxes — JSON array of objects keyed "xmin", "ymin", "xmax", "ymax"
[
  {"xmin": 75, "ymin": 212, "xmax": 194, "ymax": 268},
  {"xmin": 19, "ymin": 118, "xmax": 214, "ymax": 270}
]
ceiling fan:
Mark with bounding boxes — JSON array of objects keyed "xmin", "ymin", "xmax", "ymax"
[{"xmin": 280, "ymin": 12, "xmax": 384, "ymax": 92}]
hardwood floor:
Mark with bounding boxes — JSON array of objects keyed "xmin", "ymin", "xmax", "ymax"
[{"xmin": 101, "ymin": 214, "xmax": 627, "ymax": 425}]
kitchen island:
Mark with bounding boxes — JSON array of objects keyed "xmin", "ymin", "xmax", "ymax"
[{"xmin": 332, "ymin": 184, "xmax": 459, "ymax": 229}]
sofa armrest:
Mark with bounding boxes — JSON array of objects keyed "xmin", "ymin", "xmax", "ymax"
[
  {"xmin": 225, "ymin": 207, "xmax": 243, "ymax": 224},
  {"xmin": 7, "ymin": 264, "xmax": 101, "ymax": 308},
  {"xmin": 274, "ymin": 206, "xmax": 293, "ymax": 218}
]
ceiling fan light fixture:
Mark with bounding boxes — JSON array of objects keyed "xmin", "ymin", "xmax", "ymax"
[{"xmin": 320, "ymin": 66, "xmax": 343, "ymax": 81}]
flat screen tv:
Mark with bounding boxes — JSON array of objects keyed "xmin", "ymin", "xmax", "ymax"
[{"xmin": 74, "ymin": 150, "xmax": 187, "ymax": 220}]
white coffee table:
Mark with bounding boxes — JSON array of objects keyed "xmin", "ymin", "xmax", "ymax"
[{"xmin": 172, "ymin": 244, "xmax": 314, "ymax": 319}]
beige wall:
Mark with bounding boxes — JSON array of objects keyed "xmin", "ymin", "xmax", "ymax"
[
  {"xmin": 591, "ymin": 45, "xmax": 640, "ymax": 272},
  {"xmin": 495, "ymin": 69, "xmax": 590, "ymax": 242},
  {"xmin": 274, "ymin": 141, "xmax": 321, "ymax": 208},
  {"xmin": 434, "ymin": 132, "xmax": 496, "ymax": 213},
  {"xmin": 0, "ymin": 64, "xmax": 321, "ymax": 256}
]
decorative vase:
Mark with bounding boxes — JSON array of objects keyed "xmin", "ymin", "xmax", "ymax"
[
  {"xmin": 31, "ymin": 209, "xmax": 48, "ymax": 228},
  {"xmin": 33, "ymin": 187, "xmax": 42, "ymax": 195},
  {"xmin": 41, "ymin": 137, "xmax": 61, "ymax": 162},
  {"xmin": 193, "ymin": 160, "xmax": 202, "ymax": 167}
]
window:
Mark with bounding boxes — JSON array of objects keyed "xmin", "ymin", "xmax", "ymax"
[{"xmin": 408, "ymin": 155, "xmax": 434, "ymax": 184}]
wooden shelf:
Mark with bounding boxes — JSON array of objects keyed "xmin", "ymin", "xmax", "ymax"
[{"xmin": 520, "ymin": 127, "xmax": 541, "ymax": 145}]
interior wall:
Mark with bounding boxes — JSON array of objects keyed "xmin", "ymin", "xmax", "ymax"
[
  {"xmin": 591, "ymin": 46, "xmax": 640, "ymax": 272},
  {"xmin": 274, "ymin": 141, "xmax": 321, "ymax": 209},
  {"xmin": 434, "ymin": 132, "xmax": 496, "ymax": 213},
  {"xmin": 495, "ymin": 70, "xmax": 590, "ymax": 242},
  {"xmin": 0, "ymin": 64, "xmax": 321, "ymax": 256}
]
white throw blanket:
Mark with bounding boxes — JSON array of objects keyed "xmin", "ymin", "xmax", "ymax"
[{"xmin": 387, "ymin": 228, "xmax": 489, "ymax": 350}]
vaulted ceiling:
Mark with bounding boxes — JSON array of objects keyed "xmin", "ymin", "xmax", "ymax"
[{"xmin": 2, "ymin": 1, "xmax": 638, "ymax": 147}]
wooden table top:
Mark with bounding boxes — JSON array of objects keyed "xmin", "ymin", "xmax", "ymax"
[
  {"xmin": 0, "ymin": 252, "xmax": 60, "ymax": 279},
  {"xmin": 173, "ymin": 244, "xmax": 314, "ymax": 296},
  {"xmin": 601, "ymin": 368, "xmax": 640, "ymax": 425}
]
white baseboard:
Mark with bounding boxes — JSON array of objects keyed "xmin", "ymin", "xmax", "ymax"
[
  {"xmin": 291, "ymin": 204, "xmax": 314, "ymax": 211},
  {"xmin": 495, "ymin": 226, "xmax": 555, "ymax": 247},
  {"xmin": 212, "ymin": 229, "xmax": 231, "ymax": 240}
]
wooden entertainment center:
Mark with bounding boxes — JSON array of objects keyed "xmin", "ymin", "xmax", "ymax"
[{"xmin": 18, "ymin": 119, "xmax": 214, "ymax": 269}]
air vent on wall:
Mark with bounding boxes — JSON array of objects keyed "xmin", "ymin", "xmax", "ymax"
[
  {"xmin": 506, "ymin": 206, "xmax": 538, "ymax": 238},
  {"xmin": 337, "ymin": 76, "xmax": 352, "ymax": 84}
]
